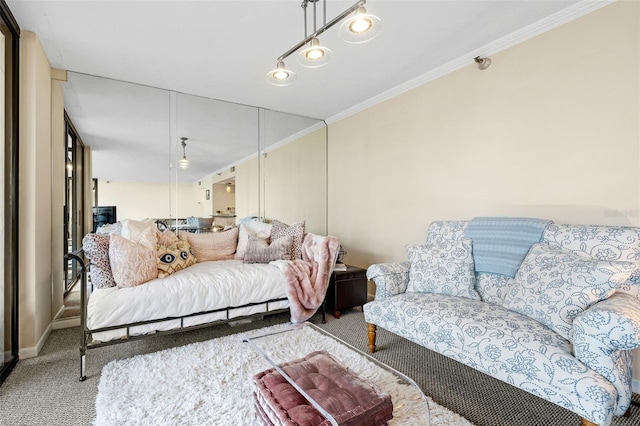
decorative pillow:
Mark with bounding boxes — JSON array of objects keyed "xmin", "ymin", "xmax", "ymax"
[
  {"xmin": 96, "ymin": 222, "xmax": 122, "ymax": 235},
  {"xmin": 156, "ymin": 228, "xmax": 180, "ymax": 247},
  {"xmin": 184, "ymin": 227, "xmax": 239, "ymax": 262},
  {"xmin": 243, "ymin": 236, "xmax": 293, "ymax": 264},
  {"xmin": 121, "ymin": 218, "xmax": 157, "ymax": 242},
  {"xmin": 235, "ymin": 218, "xmax": 272, "ymax": 259},
  {"xmin": 109, "ymin": 227, "xmax": 158, "ymax": 288},
  {"xmin": 157, "ymin": 239, "xmax": 197, "ymax": 278},
  {"xmin": 270, "ymin": 220, "xmax": 305, "ymax": 260},
  {"xmin": 406, "ymin": 238, "xmax": 480, "ymax": 300},
  {"xmin": 82, "ymin": 233, "xmax": 116, "ymax": 289},
  {"xmin": 505, "ymin": 243, "xmax": 636, "ymax": 340}
]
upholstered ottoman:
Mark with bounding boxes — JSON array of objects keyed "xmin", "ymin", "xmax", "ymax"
[{"xmin": 253, "ymin": 350, "xmax": 393, "ymax": 426}]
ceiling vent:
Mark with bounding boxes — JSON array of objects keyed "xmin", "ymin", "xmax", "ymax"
[{"xmin": 230, "ymin": 166, "xmax": 235, "ymax": 173}]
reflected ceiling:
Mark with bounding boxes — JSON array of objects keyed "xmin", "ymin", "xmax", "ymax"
[{"xmin": 8, "ymin": 0, "xmax": 589, "ymax": 183}]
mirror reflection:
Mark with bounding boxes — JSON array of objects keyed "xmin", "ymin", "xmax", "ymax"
[{"xmin": 59, "ymin": 72, "xmax": 328, "ymax": 319}]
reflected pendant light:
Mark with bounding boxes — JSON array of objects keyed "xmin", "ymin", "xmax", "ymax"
[{"xmin": 179, "ymin": 137, "xmax": 189, "ymax": 169}]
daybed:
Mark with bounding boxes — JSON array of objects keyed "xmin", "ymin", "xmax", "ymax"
[
  {"xmin": 70, "ymin": 218, "xmax": 338, "ymax": 381},
  {"xmin": 364, "ymin": 218, "xmax": 640, "ymax": 426}
]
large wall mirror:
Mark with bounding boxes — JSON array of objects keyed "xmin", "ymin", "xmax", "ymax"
[{"xmin": 59, "ymin": 72, "xmax": 327, "ymax": 318}]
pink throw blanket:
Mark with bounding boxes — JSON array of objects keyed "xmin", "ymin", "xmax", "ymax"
[{"xmin": 271, "ymin": 233, "xmax": 340, "ymax": 323}]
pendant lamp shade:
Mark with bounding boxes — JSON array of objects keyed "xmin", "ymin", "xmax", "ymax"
[
  {"xmin": 266, "ymin": 60, "xmax": 297, "ymax": 86},
  {"xmin": 339, "ymin": 6, "xmax": 382, "ymax": 44},
  {"xmin": 297, "ymin": 38, "xmax": 332, "ymax": 68}
]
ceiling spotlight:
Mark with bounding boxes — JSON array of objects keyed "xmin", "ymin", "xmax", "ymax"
[
  {"xmin": 226, "ymin": 183, "xmax": 231, "ymax": 193},
  {"xmin": 266, "ymin": 60, "xmax": 297, "ymax": 86},
  {"xmin": 340, "ymin": 6, "xmax": 382, "ymax": 44},
  {"xmin": 179, "ymin": 137, "xmax": 189, "ymax": 169},
  {"xmin": 298, "ymin": 37, "xmax": 332, "ymax": 68},
  {"xmin": 474, "ymin": 56, "xmax": 491, "ymax": 70}
]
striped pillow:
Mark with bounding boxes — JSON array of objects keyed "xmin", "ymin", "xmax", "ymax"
[{"xmin": 244, "ymin": 236, "xmax": 293, "ymax": 264}]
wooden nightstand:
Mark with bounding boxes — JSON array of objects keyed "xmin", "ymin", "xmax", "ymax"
[{"xmin": 325, "ymin": 265, "xmax": 368, "ymax": 320}]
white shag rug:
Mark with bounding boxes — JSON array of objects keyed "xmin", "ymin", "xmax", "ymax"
[{"xmin": 95, "ymin": 323, "xmax": 475, "ymax": 426}]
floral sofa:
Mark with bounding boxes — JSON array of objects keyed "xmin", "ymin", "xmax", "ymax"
[{"xmin": 363, "ymin": 219, "xmax": 640, "ymax": 426}]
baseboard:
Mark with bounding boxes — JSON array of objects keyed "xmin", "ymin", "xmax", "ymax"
[
  {"xmin": 53, "ymin": 304, "xmax": 65, "ymax": 320},
  {"xmin": 52, "ymin": 316, "xmax": 80, "ymax": 329},
  {"xmin": 19, "ymin": 322, "xmax": 52, "ymax": 359}
]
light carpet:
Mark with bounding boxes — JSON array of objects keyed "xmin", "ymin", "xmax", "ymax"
[{"xmin": 95, "ymin": 322, "xmax": 475, "ymax": 426}]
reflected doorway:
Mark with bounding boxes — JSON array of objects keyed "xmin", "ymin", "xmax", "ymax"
[
  {"xmin": 61, "ymin": 116, "xmax": 85, "ymax": 319},
  {"xmin": 212, "ymin": 179, "xmax": 235, "ymax": 229}
]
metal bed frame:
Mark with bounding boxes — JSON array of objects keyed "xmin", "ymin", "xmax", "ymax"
[{"xmin": 65, "ymin": 248, "xmax": 290, "ymax": 381}]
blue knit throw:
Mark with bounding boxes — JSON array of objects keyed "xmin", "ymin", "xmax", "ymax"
[{"xmin": 464, "ymin": 217, "xmax": 551, "ymax": 277}]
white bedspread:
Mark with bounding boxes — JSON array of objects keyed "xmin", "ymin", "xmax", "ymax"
[{"xmin": 87, "ymin": 260, "xmax": 288, "ymax": 341}]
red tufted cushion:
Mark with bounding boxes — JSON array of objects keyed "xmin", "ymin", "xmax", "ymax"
[{"xmin": 253, "ymin": 351, "xmax": 393, "ymax": 426}]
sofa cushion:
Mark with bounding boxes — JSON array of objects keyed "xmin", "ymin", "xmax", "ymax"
[
  {"xmin": 270, "ymin": 220, "xmax": 305, "ymax": 260},
  {"xmin": 235, "ymin": 218, "xmax": 272, "ymax": 259},
  {"xmin": 406, "ymin": 238, "xmax": 480, "ymax": 300},
  {"xmin": 109, "ymin": 227, "xmax": 158, "ymax": 288},
  {"xmin": 82, "ymin": 233, "xmax": 117, "ymax": 289},
  {"xmin": 243, "ymin": 235, "xmax": 293, "ymax": 264},
  {"xmin": 542, "ymin": 223, "xmax": 640, "ymax": 299},
  {"xmin": 253, "ymin": 350, "xmax": 393, "ymax": 426},
  {"xmin": 121, "ymin": 218, "xmax": 157, "ymax": 241},
  {"xmin": 505, "ymin": 243, "xmax": 636, "ymax": 340},
  {"xmin": 184, "ymin": 227, "xmax": 239, "ymax": 261},
  {"xmin": 157, "ymin": 238, "xmax": 197, "ymax": 278}
]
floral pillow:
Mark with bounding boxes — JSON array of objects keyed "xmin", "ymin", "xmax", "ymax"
[
  {"xmin": 505, "ymin": 243, "xmax": 636, "ymax": 340},
  {"xmin": 82, "ymin": 233, "xmax": 116, "ymax": 289},
  {"xmin": 406, "ymin": 238, "xmax": 480, "ymax": 300},
  {"xmin": 157, "ymin": 239, "xmax": 197, "ymax": 278},
  {"xmin": 109, "ymin": 227, "xmax": 158, "ymax": 288}
]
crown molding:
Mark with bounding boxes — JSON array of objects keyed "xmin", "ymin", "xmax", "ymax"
[{"xmin": 326, "ymin": 0, "xmax": 615, "ymax": 125}]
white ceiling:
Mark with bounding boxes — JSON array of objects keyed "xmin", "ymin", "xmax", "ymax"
[{"xmin": 7, "ymin": 0, "xmax": 592, "ymax": 184}]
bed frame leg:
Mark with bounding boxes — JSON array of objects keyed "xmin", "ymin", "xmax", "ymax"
[
  {"xmin": 367, "ymin": 323, "xmax": 376, "ymax": 353},
  {"xmin": 579, "ymin": 418, "xmax": 597, "ymax": 426},
  {"xmin": 80, "ymin": 353, "xmax": 86, "ymax": 382}
]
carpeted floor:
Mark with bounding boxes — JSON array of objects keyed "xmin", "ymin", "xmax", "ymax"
[{"xmin": 1, "ymin": 308, "xmax": 640, "ymax": 425}]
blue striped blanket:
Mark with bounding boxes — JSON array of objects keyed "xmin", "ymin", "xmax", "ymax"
[{"xmin": 464, "ymin": 217, "xmax": 551, "ymax": 277}]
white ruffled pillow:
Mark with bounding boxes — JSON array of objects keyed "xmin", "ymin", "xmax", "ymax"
[{"xmin": 235, "ymin": 218, "xmax": 272, "ymax": 259}]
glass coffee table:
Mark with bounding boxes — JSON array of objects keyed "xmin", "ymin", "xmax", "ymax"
[{"xmin": 241, "ymin": 322, "xmax": 430, "ymax": 425}]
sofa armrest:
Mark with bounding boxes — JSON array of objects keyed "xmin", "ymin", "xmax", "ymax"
[
  {"xmin": 366, "ymin": 262, "xmax": 410, "ymax": 300},
  {"xmin": 571, "ymin": 293, "xmax": 640, "ymax": 415}
]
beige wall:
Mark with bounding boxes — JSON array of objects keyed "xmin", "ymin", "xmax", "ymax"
[
  {"xmin": 18, "ymin": 31, "xmax": 54, "ymax": 357},
  {"xmin": 328, "ymin": 1, "xmax": 639, "ymax": 268},
  {"xmin": 263, "ymin": 128, "xmax": 327, "ymax": 234},
  {"xmin": 235, "ymin": 157, "xmax": 260, "ymax": 219},
  {"xmin": 50, "ymin": 80, "xmax": 65, "ymax": 320},
  {"xmin": 97, "ymin": 179, "xmax": 200, "ymax": 221},
  {"xmin": 327, "ymin": 0, "xmax": 640, "ymax": 385}
]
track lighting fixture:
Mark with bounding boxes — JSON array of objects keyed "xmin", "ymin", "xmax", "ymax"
[
  {"xmin": 266, "ymin": 0, "xmax": 382, "ymax": 85},
  {"xmin": 474, "ymin": 56, "xmax": 491, "ymax": 70}
]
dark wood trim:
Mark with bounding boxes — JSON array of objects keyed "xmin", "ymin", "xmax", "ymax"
[
  {"xmin": 0, "ymin": 0, "xmax": 20, "ymax": 386},
  {"xmin": 0, "ymin": 0, "xmax": 19, "ymax": 37}
]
